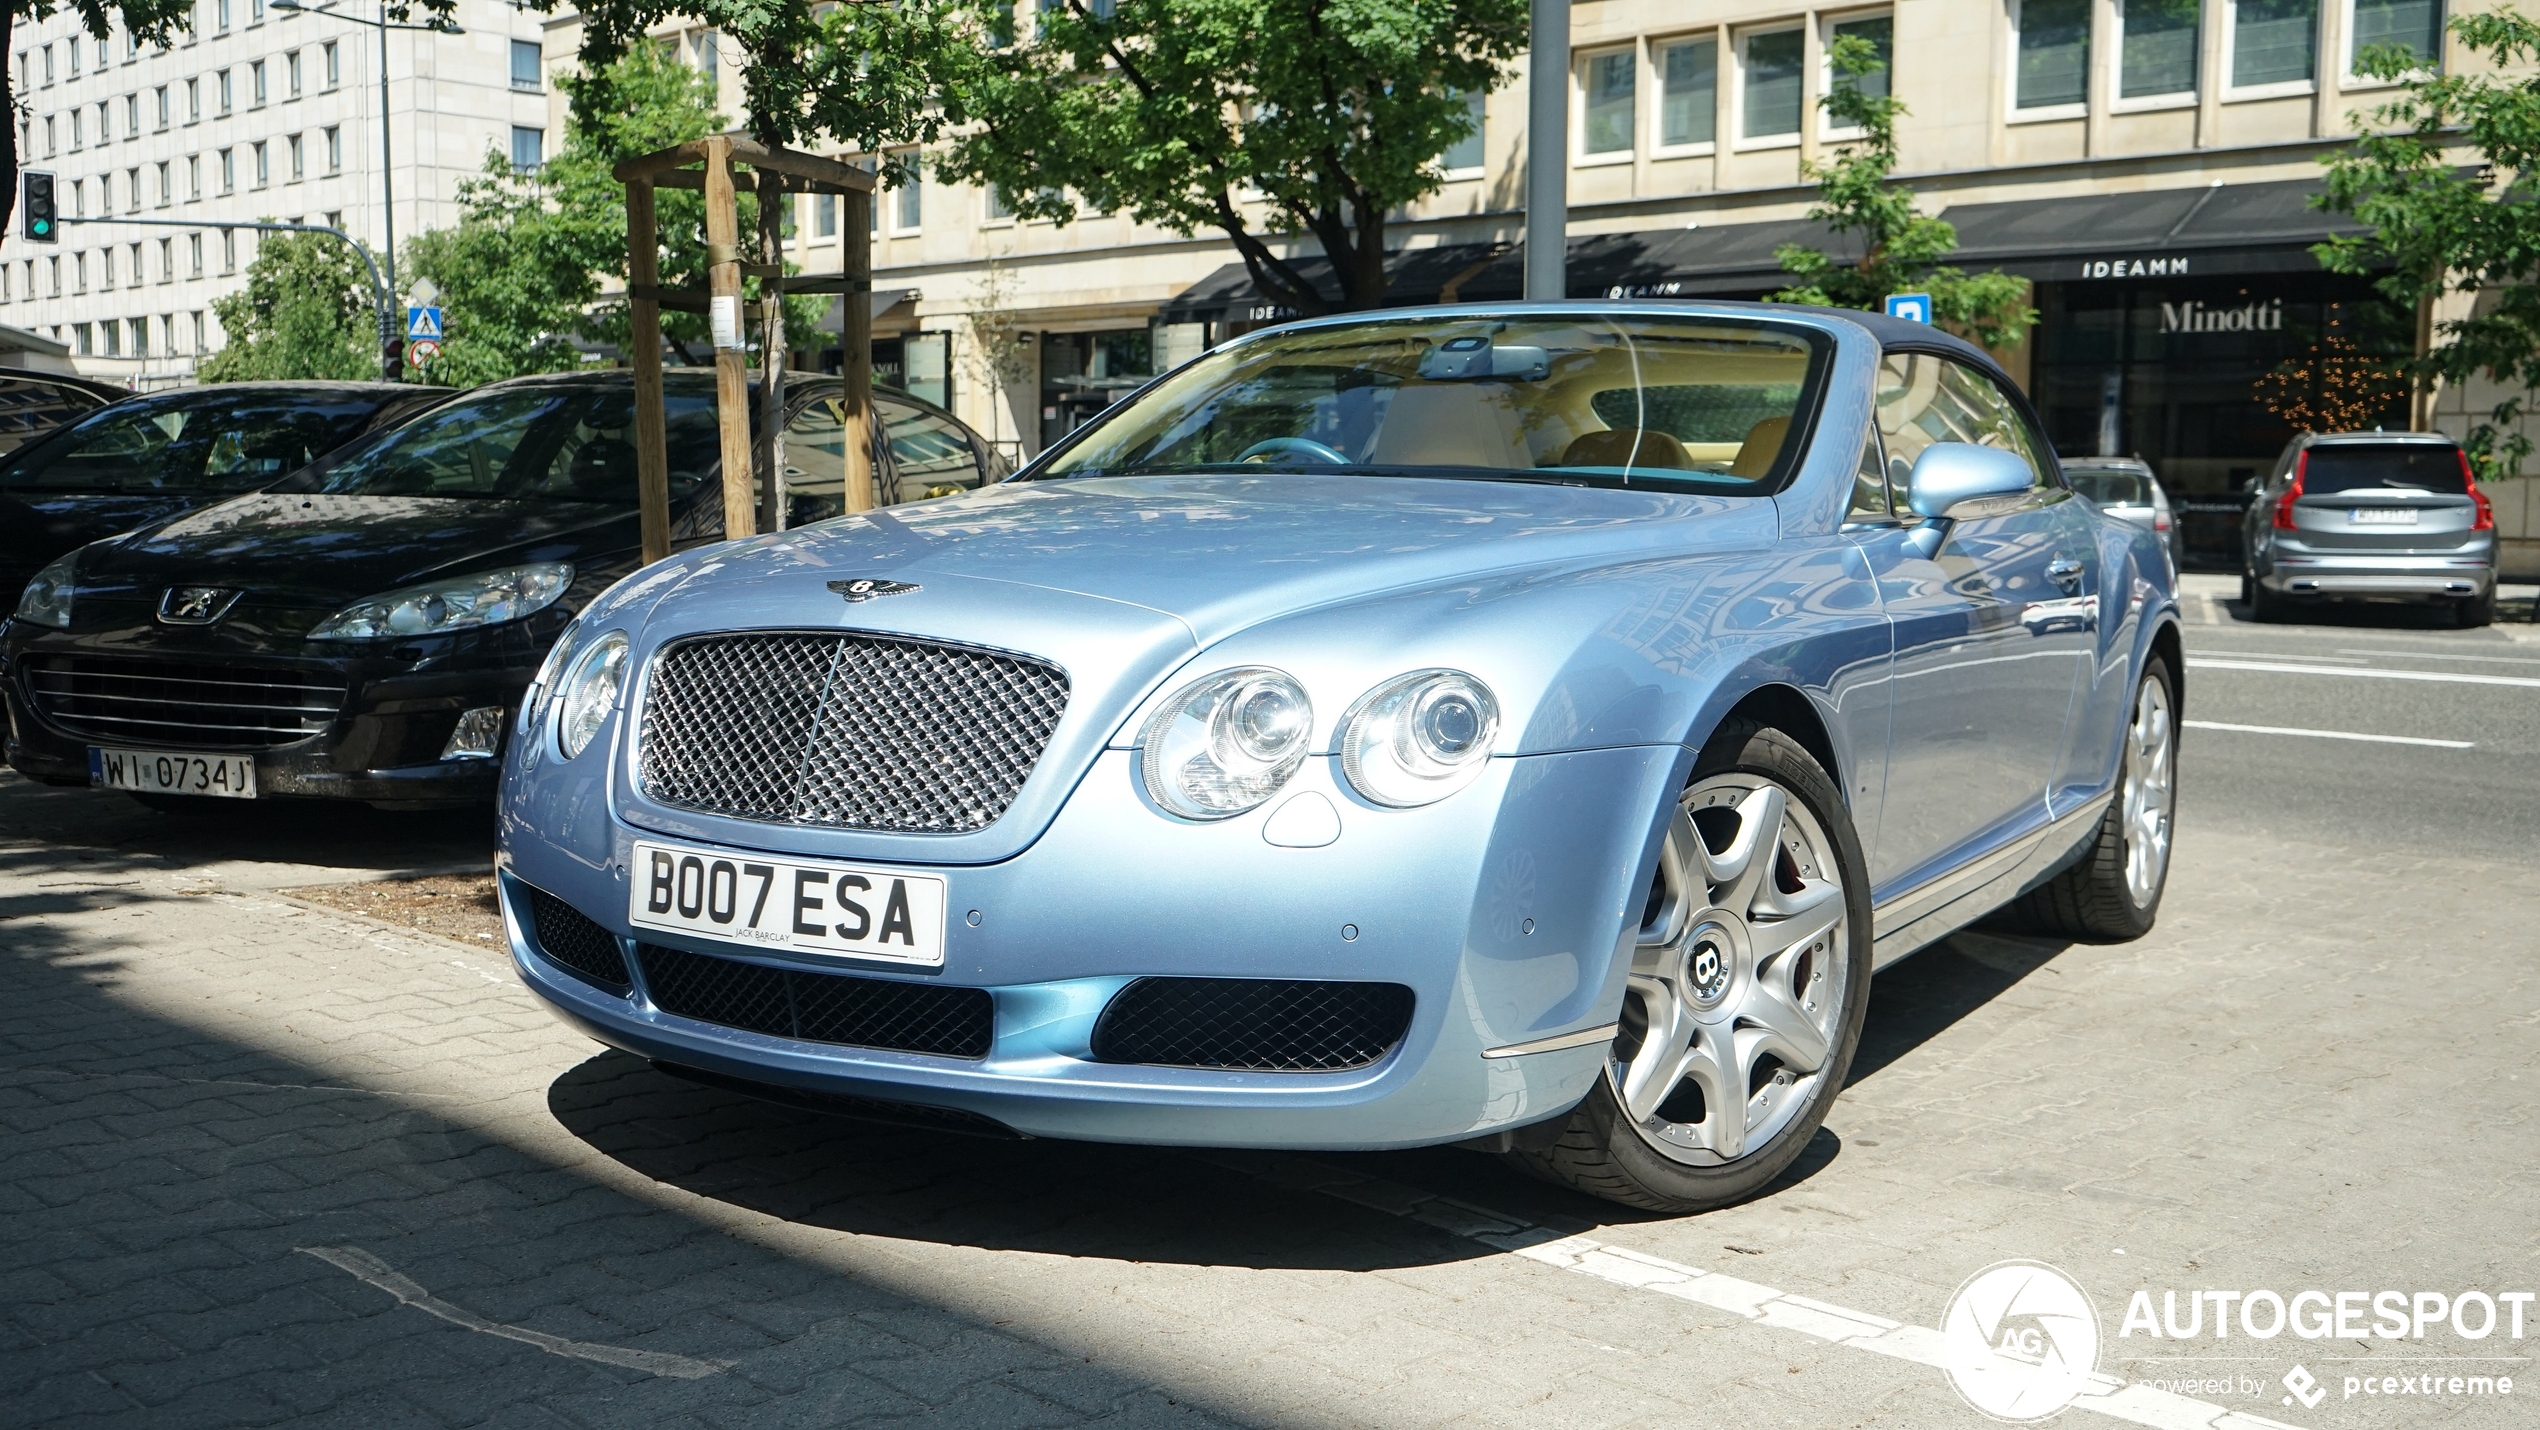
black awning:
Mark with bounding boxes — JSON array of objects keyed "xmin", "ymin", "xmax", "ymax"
[
  {"xmin": 1157, "ymin": 242, "xmax": 1514, "ymax": 322},
  {"xmin": 1940, "ymin": 177, "xmax": 2371, "ymax": 280}
]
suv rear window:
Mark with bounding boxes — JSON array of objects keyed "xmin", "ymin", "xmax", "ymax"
[
  {"xmin": 2066, "ymin": 467, "xmax": 2150, "ymax": 506},
  {"xmin": 2303, "ymin": 444, "xmax": 2468, "ymax": 495}
]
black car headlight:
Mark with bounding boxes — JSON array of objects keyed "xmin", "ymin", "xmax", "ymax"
[
  {"xmin": 1339, "ymin": 670, "xmax": 1499, "ymax": 807},
  {"xmin": 14, "ymin": 554, "xmax": 76, "ymax": 629},
  {"xmin": 1139, "ymin": 667, "xmax": 1312, "ymax": 819},
  {"xmin": 306, "ymin": 562, "xmax": 574, "ymax": 641},
  {"xmin": 554, "ymin": 632, "xmax": 629, "ymax": 760}
]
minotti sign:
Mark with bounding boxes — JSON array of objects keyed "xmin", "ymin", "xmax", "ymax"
[{"xmin": 2161, "ymin": 297, "xmax": 2284, "ymax": 334}]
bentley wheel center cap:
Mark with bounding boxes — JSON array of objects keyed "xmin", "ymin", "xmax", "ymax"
[{"xmin": 1688, "ymin": 933, "xmax": 1733, "ymax": 1006}]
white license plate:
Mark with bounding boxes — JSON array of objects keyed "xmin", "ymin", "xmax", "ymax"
[
  {"xmin": 90, "ymin": 747, "xmax": 257, "ymax": 798},
  {"xmin": 628, "ymin": 839, "xmax": 947, "ymax": 967},
  {"xmin": 2350, "ymin": 507, "xmax": 2419, "ymax": 525}
]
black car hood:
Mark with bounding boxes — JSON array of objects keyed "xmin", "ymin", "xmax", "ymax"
[{"xmin": 77, "ymin": 492, "xmax": 638, "ymax": 610}]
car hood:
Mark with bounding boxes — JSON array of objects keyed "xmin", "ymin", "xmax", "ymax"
[
  {"xmin": 762, "ymin": 474, "xmax": 1777, "ymax": 643},
  {"xmin": 73, "ymin": 492, "xmax": 638, "ymax": 609}
]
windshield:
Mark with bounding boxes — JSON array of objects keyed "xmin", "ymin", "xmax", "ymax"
[
  {"xmin": 2303, "ymin": 444, "xmax": 2469, "ymax": 496},
  {"xmin": 2065, "ymin": 467, "xmax": 2151, "ymax": 506},
  {"xmin": 0, "ymin": 391, "xmax": 389, "ymax": 495},
  {"xmin": 276, "ymin": 383, "xmax": 730, "ymax": 502},
  {"xmin": 1040, "ymin": 314, "xmax": 1832, "ymax": 495}
]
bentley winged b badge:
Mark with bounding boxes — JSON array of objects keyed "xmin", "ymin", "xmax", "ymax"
[{"xmin": 827, "ymin": 578, "xmax": 920, "ymax": 603}]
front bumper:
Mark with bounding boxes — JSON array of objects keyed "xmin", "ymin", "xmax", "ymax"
[
  {"xmin": 2, "ymin": 625, "xmax": 539, "ymax": 804},
  {"xmin": 499, "ymin": 744, "xmax": 1680, "ymax": 1150}
]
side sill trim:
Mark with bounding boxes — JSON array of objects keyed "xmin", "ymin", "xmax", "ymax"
[
  {"xmin": 1481, "ymin": 1023, "xmax": 1620, "ymax": 1060},
  {"xmin": 1868, "ymin": 791, "xmax": 2115, "ymax": 969}
]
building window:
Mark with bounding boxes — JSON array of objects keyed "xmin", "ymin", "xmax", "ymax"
[
  {"xmin": 187, "ymin": 77, "xmax": 200, "ymax": 123},
  {"xmin": 188, "ymin": 154, "xmax": 201, "ymax": 199},
  {"xmin": 103, "ymin": 322, "xmax": 120, "ymax": 357},
  {"xmin": 287, "ymin": 132, "xmax": 303, "ymax": 180},
  {"xmin": 47, "ymin": 257, "xmax": 59, "ymax": 296},
  {"xmin": 154, "ymin": 85, "xmax": 169, "ymax": 130},
  {"xmin": 41, "ymin": 43, "xmax": 53, "ymax": 86},
  {"xmin": 251, "ymin": 59, "xmax": 266, "ymax": 107},
  {"xmin": 217, "ymin": 0, "xmax": 230, "ymax": 31},
  {"xmin": 219, "ymin": 147, "xmax": 233, "ymax": 193},
  {"xmin": 2118, "ymin": 0, "xmax": 2203, "ymax": 98},
  {"xmin": 286, "ymin": 50, "xmax": 301, "ymax": 98},
  {"xmin": 253, "ymin": 140, "xmax": 268, "ymax": 186},
  {"xmin": 2350, "ymin": 0, "xmax": 2443, "ymax": 71},
  {"xmin": 2016, "ymin": 0, "xmax": 2093, "ymax": 109},
  {"xmin": 324, "ymin": 126, "xmax": 340, "ymax": 173},
  {"xmin": 1440, "ymin": 88, "xmax": 1486, "ymax": 173},
  {"xmin": 510, "ymin": 125, "xmax": 543, "ymax": 169},
  {"xmin": 985, "ymin": 183, "xmax": 1013, "ymax": 222},
  {"xmin": 814, "ymin": 192, "xmax": 837, "ymax": 238},
  {"xmin": 1657, "ymin": 36, "xmax": 1719, "ymax": 150},
  {"xmin": 221, "ymin": 230, "xmax": 235, "ymax": 272},
  {"xmin": 250, "ymin": 0, "xmax": 264, "ymax": 23},
  {"xmin": 1740, "ymin": 26, "xmax": 1807, "ymax": 140},
  {"xmin": 67, "ymin": 39, "xmax": 79, "ymax": 78},
  {"xmin": 218, "ymin": 69, "xmax": 232, "ymax": 115},
  {"xmin": 127, "ymin": 242, "xmax": 142, "ymax": 288},
  {"xmin": 101, "ymin": 247, "xmax": 114, "ymax": 288},
  {"xmin": 70, "ymin": 109, "xmax": 83, "ymax": 150},
  {"xmin": 2231, "ymin": 0, "xmax": 2318, "ymax": 88},
  {"xmin": 42, "ymin": 116, "xmax": 53, "ymax": 157},
  {"xmin": 156, "ymin": 160, "xmax": 170, "ymax": 206},
  {"xmin": 192, "ymin": 311, "xmax": 206, "ymax": 354},
  {"xmin": 512, "ymin": 39, "xmax": 542, "ymax": 89},
  {"xmin": 157, "ymin": 237, "xmax": 172, "ymax": 283},
  {"xmin": 1579, "ymin": 48, "xmax": 1635, "ymax": 156},
  {"xmin": 324, "ymin": 41, "xmax": 339, "ymax": 89},
  {"xmin": 1827, "ymin": 13, "xmax": 1894, "ymax": 107},
  {"xmin": 189, "ymin": 232, "xmax": 203, "ymax": 276},
  {"xmin": 894, "ymin": 157, "xmax": 923, "ymax": 231}
]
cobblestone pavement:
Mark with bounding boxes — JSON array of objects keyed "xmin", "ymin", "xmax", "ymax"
[{"xmin": 5, "ymin": 632, "xmax": 2536, "ymax": 1427}]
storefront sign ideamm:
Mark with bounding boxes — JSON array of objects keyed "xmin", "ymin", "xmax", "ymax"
[
  {"xmin": 2077, "ymin": 256, "xmax": 2191, "ymax": 278},
  {"xmin": 2160, "ymin": 298, "xmax": 2286, "ymax": 334}
]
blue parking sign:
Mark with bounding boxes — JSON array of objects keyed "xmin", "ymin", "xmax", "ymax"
[
  {"xmin": 406, "ymin": 305, "xmax": 443, "ymax": 341},
  {"xmin": 1884, "ymin": 292, "xmax": 1932, "ymax": 324}
]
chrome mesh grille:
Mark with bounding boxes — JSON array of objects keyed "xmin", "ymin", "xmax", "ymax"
[
  {"xmin": 637, "ymin": 631, "xmax": 1068, "ymax": 833},
  {"xmin": 23, "ymin": 655, "xmax": 345, "ymax": 750}
]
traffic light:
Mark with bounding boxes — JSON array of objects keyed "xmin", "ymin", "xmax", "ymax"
[{"xmin": 22, "ymin": 171, "xmax": 57, "ymax": 243}]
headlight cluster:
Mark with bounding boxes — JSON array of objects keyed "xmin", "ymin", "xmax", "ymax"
[
  {"xmin": 516, "ymin": 615, "xmax": 583, "ymax": 738},
  {"xmin": 13, "ymin": 554, "xmax": 76, "ymax": 629},
  {"xmin": 306, "ymin": 562, "xmax": 574, "ymax": 641},
  {"xmin": 1140, "ymin": 665, "xmax": 1499, "ymax": 819},
  {"xmin": 553, "ymin": 632, "xmax": 629, "ymax": 760}
]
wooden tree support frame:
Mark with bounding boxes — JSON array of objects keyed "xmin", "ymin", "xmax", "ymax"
[{"xmin": 615, "ymin": 134, "xmax": 879, "ymax": 565}]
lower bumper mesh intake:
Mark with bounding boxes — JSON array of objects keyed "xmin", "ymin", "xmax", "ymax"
[
  {"xmin": 637, "ymin": 943, "xmax": 993, "ymax": 1059},
  {"xmin": 524, "ymin": 886, "xmax": 630, "ymax": 990},
  {"xmin": 1091, "ymin": 977, "xmax": 1416, "ymax": 1071}
]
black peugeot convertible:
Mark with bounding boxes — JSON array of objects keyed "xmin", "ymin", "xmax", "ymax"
[{"xmin": 2, "ymin": 370, "xmax": 1006, "ymax": 810}]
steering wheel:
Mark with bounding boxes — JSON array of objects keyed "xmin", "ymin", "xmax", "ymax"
[{"xmin": 1236, "ymin": 437, "xmax": 1349, "ymax": 466}]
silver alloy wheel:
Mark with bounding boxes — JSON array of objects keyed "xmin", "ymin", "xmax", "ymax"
[
  {"xmin": 2122, "ymin": 673, "xmax": 2176, "ymax": 907},
  {"xmin": 1609, "ymin": 774, "xmax": 1849, "ymax": 1167}
]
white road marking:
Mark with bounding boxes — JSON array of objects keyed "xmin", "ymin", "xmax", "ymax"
[
  {"xmin": 2196, "ymin": 649, "xmax": 2370, "ymax": 663},
  {"xmin": 2182, "ymin": 720, "xmax": 2473, "ymax": 749},
  {"xmin": 1199, "ymin": 1152, "xmax": 2297, "ymax": 1430},
  {"xmin": 298, "ymin": 1246, "xmax": 732, "ymax": 1379},
  {"xmin": 2184, "ymin": 657, "xmax": 2540, "ymax": 689},
  {"xmin": 2340, "ymin": 647, "xmax": 2540, "ymax": 666}
]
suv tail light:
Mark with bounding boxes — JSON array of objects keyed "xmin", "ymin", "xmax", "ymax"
[
  {"xmin": 2272, "ymin": 450, "xmax": 2307, "ymax": 530},
  {"xmin": 2461, "ymin": 450, "xmax": 2495, "ymax": 531}
]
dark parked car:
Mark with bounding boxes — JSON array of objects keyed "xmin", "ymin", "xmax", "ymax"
[
  {"xmin": 1, "ymin": 381, "xmax": 449, "ymax": 630},
  {"xmin": 0, "ymin": 368, "xmax": 127, "ymax": 458},
  {"xmin": 2240, "ymin": 430, "xmax": 2497, "ymax": 626},
  {"xmin": 2062, "ymin": 456, "xmax": 2181, "ymax": 571},
  {"xmin": 3, "ymin": 370, "xmax": 1006, "ymax": 810}
]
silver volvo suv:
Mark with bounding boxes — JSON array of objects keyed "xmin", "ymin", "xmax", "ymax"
[{"xmin": 2240, "ymin": 430, "xmax": 2499, "ymax": 627}]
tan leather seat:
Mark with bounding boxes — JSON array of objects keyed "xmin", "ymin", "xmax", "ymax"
[
  {"xmin": 1556, "ymin": 427, "xmax": 1695, "ymax": 470},
  {"xmin": 1729, "ymin": 416, "xmax": 1791, "ymax": 480},
  {"xmin": 1369, "ymin": 386, "xmax": 1530, "ymax": 469}
]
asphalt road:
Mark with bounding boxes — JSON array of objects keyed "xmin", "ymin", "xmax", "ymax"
[{"xmin": 3, "ymin": 577, "xmax": 2533, "ymax": 1429}]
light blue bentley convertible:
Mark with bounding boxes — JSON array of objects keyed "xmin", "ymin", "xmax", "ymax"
[{"xmin": 498, "ymin": 304, "xmax": 2180, "ymax": 1212}]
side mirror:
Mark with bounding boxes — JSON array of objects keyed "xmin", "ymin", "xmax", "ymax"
[{"xmin": 1906, "ymin": 443, "xmax": 2035, "ymax": 520}]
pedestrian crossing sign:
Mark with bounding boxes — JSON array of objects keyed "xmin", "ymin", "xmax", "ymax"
[{"xmin": 406, "ymin": 306, "xmax": 444, "ymax": 341}]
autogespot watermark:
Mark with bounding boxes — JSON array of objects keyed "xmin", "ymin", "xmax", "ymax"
[{"xmin": 1942, "ymin": 1265, "xmax": 2531, "ymax": 1422}]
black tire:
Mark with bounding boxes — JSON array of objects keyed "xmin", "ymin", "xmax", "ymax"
[
  {"xmin": 2456, "ymin": 588, "xmax": 2495, "ymax": 628},
  {"xmin": 1509, "ymin": 721, "xmax": 1873, "ymax": 1214},
  {"xmin": 2237, "ymin": 571, "xmax": 2253, "ymax": 606},
  {"xmin": 2248, "ymin": 580, "xmax": 2291, "ymax": 623},
  {"xmin": 2005, "ymin": 656, "xmax": 2178, "ymax": 942}
]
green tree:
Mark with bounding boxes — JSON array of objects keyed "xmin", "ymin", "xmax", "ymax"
[
  {"xmin": 2316, "ymin": 9, "xmax": 2540, "ymax": 478},
  {"xmin": 198, "ymin": 230, "xmax": 380, "ymax": 382},
  {"xmin": 1771, "ymin": 34, "xmax": 2034, "ymax": 347},
  {"xmin": 934, "ymin": 0, "xmax": 1526, "ymax": 315}
]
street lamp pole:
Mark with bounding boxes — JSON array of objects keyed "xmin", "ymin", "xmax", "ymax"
[{"xmin": 270, "ymin": 0, "xmax": 463, "ymax": 380}]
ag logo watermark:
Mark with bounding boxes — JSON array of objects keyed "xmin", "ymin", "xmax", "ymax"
[{"xmin": 1943, "ymin": 1261, "xmax": 2103, "ymax": 1422}]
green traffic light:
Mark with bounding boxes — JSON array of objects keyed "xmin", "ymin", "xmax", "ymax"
[{"xmin": 31, "ymin": 221, "xmax": 46, "ymax": 234}]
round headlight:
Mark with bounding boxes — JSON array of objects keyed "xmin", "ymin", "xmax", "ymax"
[
  {"xmin": 517, "ymin": 616, "xmax": 583, "ymax": 737},
  {"xmin": 1139, "ymin": 667, "xmax": 1312, "ymax": 819},
  {"xmin": 14, "ymin": 553, "xmax": 77, "ymax": 629},
  {"xmin": 1340, "ymin": 670, "xmax": 1500, "ymax": 808},
  {"xmin": 554, "ymin": 632, "xmax": 629, "ymax": 760}
]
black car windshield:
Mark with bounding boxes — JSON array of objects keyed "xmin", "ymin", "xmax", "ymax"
[
  {"xmin": 274, "ymin": 384, "xmax": 727, "ymax": 502},
  {"xmin": 0, "ymin": 391, "xmax": 389, "ymax": 495},
  {"xmin": 2303, "ymin": 444, "xmax": 2470, "ymax": 495},
  {"xmin": 2066, "ymin": 467, "xmax": 2151, "ymax": 505},
  {"xmin": 1039, "ymin": 314, "xmax": 1833, "ymax": 495}
]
